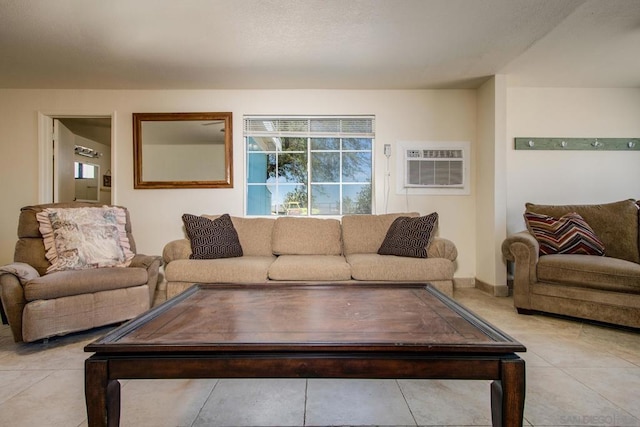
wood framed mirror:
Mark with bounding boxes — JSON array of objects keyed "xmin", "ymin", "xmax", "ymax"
[{"xmin": 133, "ymin": 112, "xmax": 233, "ymax": 189}]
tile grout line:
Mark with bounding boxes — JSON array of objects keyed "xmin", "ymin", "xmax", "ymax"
[
  {"xmin": 190, "ymin": 378, "xmax": 220, "ymax": 427},
  {"xmin": 395, "ymin": 379, "xmax": 419, "ymax": 427},
  {"xmin": 0, "ymin": 369, "xmax": 56, "ymax": 406},
  {"xmin": 303, "ymin": 378, "xmax": 308, "ymax": 426},
  {"xmin": 559, "ymin": 366, "xmax": 640, "ymax": 425}
]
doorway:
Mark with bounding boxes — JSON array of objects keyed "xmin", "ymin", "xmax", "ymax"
[{"xmin": 38, "ymin": 114, "xmax": 113, "ymax": 204}]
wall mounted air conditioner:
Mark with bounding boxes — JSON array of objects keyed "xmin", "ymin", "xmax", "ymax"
[
  {"xmin": 395, "ymin": 141, "xmax": 470, "ymax": 196},
  {"xmin": 405, "ymin": 148, "xmax": 465, "ymax": 188}
]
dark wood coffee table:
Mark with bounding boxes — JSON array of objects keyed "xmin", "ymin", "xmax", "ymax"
[{"xmin": 85, "ymin": 283, "xmax": 526, "ymax": 427}]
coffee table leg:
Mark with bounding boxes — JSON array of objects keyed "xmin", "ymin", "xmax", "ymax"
[
  {"xmin": 85, "ymin": 357, "xmax": 121, "ymax": 427},
  {"xmin": 491, "ymin": 358, "xmax": 525, "ymax": 427}
]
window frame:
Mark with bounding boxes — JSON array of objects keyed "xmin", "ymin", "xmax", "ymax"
[{"xmin": 244, "ymin": 116, "xmax": 375, "ymax": 217}]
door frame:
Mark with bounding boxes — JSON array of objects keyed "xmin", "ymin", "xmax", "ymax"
[{"xmin": 38, "ymin": 111, "xmax": 115, "ymax": 203}]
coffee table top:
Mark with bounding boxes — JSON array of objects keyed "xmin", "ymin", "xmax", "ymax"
[{"xmin": 85, "ymin": 283, "xmax": 525, "ymax": 354}]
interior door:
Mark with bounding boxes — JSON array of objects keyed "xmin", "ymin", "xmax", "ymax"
[{"xmin": 53, "ymin": 119, "xmax": 76, "ymax": 202}]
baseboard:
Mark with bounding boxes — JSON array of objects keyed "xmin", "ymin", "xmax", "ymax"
[
  {"xmin": 453, "ymin": 277, "xmax": 476, "ymax": 288},
  {"xmin": 475, "ymin": 278, "xmax": 510, "ymax": 297}
]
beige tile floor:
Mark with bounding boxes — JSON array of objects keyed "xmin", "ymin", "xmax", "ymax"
[{"xmin": 0, "ymin": 288, "xmax": 639, "ymax": 427}]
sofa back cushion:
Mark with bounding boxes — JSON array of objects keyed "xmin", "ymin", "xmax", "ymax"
[
  {"xmin": 341, "ymin": 212, "xmax": 419, "ymax": 255},
  {"xmin": 525, "ymin": 199, "xmax": 639, "ymax": 264},
  {"xmin": 272, "ymin": 217, "xmax": 342, "ymax": 255},
  {"xmin": 203, "ymin": 215, "xmax": 275, "ymax": 257}
]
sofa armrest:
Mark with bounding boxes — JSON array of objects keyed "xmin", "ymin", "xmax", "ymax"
[
  {"xmin": 502, "ymin": 231, "xmax": 538, "ymax": 262},
  {"xmin": 427, "ymin": 237, "xmax": 458, "ymax": 261},
  {"xmin": 163, "ymin": 239, "xmax": 192, "ymax": 264},
  {"xmin": 130, "ymin": 254, "xmax": 163, "ymax": 269},
  {"xmin": 502, "ymin": 231, "xmax": 540, "ymax": 309},
  {"xmin": 0, "ymin": 272, "xmax": 27, "ymax": 342}
]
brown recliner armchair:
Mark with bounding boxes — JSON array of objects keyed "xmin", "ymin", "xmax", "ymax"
[{"xmin": 0, "ymin": 202, "xmax": 162, "ymax": 343}]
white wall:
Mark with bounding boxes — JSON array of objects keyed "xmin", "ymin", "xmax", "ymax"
[
  {"xmin": 0, "ymin": 89, "xmax": 477, "ymax": 281},
  {"xmin": 506, "ymin": 88, "xmax": 640, "ymax": 234},
  {"xmin": 475, "ymin": 76, "xmax": 508, "ymax": 293},
  {"xmin": 2, "ymin": 87, "xmax": 637, "ymax": 289}
]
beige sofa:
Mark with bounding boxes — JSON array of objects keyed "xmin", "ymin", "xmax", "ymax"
[
  {"xmin": 0, "ymin": 203, "xmax": 162, "ymax": 343},
  {"xmin": 502, "ymin": 199, "xmax": 640, "ymax": 328},
  {"xmin": 163, "ymin": 213, "xmax": 458, "ymax": 298}
]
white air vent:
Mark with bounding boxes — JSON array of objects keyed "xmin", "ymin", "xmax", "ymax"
[{"xmin": 405, "ymin": 149, "xmax": 464, "ymax": 188}]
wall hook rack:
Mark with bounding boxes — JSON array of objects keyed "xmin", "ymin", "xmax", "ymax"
[{"xmin": 515, "ymin": 137, "xmax": 640, "ymax": 151}]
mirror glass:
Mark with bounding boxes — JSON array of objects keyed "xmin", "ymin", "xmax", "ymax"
[
  {"xmin": 133, "ymin": 112, "xmax": 233, "ymax": 188},
  {"xmin": 74, "ymin": 161, "xmax": 100, "ymax": 202}
]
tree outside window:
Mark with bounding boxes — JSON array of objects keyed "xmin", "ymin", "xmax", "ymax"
[{"xmin": 245, "ymin": 117, "xmax": 374, "ymax": 216}]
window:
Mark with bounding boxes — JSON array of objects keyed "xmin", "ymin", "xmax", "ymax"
[
  {"xmin": 245, "ymin": 116, "xmax": 374, "ymax": 216},
  {"xmin": 74, "ymin": 162, "xmax": 96, "ymax": 179}
]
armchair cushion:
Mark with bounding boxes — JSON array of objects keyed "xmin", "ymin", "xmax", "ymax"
[
  {"xmin": 525, "ymin": 199, "xmax": 639, "ymax": 263},
  {"xmin": 24, "ymin": 267, "xmax": 148, "ymax": 301},
  {"xmin": 524, "ymin": 211, "xmax": 605, "ymax": 256},
  {"xmin": 37, "ymin": 206, "xmax": 134, "ymax": 273}
]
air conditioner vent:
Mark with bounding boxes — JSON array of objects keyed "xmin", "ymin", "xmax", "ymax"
[{"xmin": 405, "ymin": 148, "xmax": 465, "ymax": 188}]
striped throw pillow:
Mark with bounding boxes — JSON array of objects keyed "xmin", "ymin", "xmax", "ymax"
[
  {"xmin": 377, "ymin": 212, "xmax": 438, "ymax": 258},
  {"xmin": 524, "ymin": 211, "xmax": 605, "ymax": 256}
]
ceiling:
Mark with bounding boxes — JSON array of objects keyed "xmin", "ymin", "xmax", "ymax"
[
  {"xmin": 1, "ymin": 0, "xmax": 639, "ymax": 90},
  {"xmin": 58, "ymin": 117, "xmax": 111, "ymax": 145}
]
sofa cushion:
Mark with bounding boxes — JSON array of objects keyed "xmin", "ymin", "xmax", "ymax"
[
  {"xmin": 204, "ymin": 215, "xmax": 275, "ymax": 257},
  {"xmin": 183, "ymin": 213, "xmax": 243, "ymax": 259},
  {"xmin": 524, "ymin": 212, "xmax": 605, "ymax": 256},
  {"xmin": 525, "ymin": 199, "xmax": 639, "ymax": 263},
  {"xmin": 346, "ymin": 253, "xmax": 454, "ymax": 281},
  {"xmin": 342, "ymin": 212, "xmax": 419, "ymax": 255},
  {"xmin": 268, "ymin": 255, "xmax": 352, "ymax": 281},
  {"xmin": 37, "ymin": 206, "xmax": 134, "ymax": 273},
  {"xmin": 272, "ymin": 217, "xmax": 342, "ymax": 255},
  {"xmin": 377, "ymin": 213, "xmax": 438, "ymax": 258},
  {"xmin": 24, "ymin": 267, "xmax": 149, "ymax": 301},
  {"xmin": 164, "ymin": 256, "xmax": 275, "ymax": 283},
  {"xmin": 537, "ymin": 254, "xmax": 640, "ymax": 294}
]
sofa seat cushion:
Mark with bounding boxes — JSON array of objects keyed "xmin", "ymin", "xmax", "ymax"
[
  {"xmin": 346, "ymin": 253, "xmax": 454, "ymax": 281},
  {"xmin": 537, "ymin": 254, "xmax": 640, "ymax": 294},
  {"xmin": 24, "ymin": 267, "xmax": 148, "ymax": 301},
  {"xmin": 164, "ymin": 256, "xmax": 275, "ymax": 283},
  {"xmin": 268, "ymin": 255, "xmax": 352, "ymax": 281}
]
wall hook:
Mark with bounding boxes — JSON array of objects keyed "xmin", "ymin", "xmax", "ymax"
[{"xmin": 629, "ymin": 141, "xmax": 636, "ymax": 149}]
